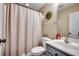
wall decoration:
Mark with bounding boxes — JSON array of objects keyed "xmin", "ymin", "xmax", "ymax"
[{"xmin": 45, "ymin": 11, "xmax": 52, "ymax": 20}]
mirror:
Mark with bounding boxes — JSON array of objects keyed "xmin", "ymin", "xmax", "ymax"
[{"xmin": 57, "ymin": 3, "xmax": 79, "ymax": 39}]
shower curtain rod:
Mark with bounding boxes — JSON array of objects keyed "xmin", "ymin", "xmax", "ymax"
[{"xmin": 15, "ymin": 3, "xmax": 40, "ymax": 12}]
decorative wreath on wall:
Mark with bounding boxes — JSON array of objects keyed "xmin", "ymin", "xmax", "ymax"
[{"xmin": 45, "ymin": 11, "xmax": 52, "ymax": 20}]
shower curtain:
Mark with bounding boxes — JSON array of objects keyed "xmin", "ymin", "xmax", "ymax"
[{"xmin": 3, "ymin": 3, "xmax": 43, "ymax": 56}]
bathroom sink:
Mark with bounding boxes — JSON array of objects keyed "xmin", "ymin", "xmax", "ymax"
[{"xmin": 70, "ymin": 42, "xmax": 79, "ymax": 48}]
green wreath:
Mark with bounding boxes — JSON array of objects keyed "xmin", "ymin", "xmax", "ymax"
[{"xmin": 45, "ymin": 11, "xmax": 52, "ymax": 20}]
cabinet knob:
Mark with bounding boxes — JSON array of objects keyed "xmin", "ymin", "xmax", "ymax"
[{"xmin": 55, "ymin": 53, "xmax": 58, "ymax": 56}]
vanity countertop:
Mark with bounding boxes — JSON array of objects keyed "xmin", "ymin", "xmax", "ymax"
[{"xmin": 45, "ymin": 40, "xmax": 79, "ymax": 56}]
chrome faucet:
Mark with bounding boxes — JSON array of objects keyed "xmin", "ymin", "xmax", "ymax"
[{"xmin": 64, "ymin": 37, "xmax": 69, "ymax": 43}]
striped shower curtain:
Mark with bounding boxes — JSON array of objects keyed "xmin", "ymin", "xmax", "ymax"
[{"xmin": 3, "ymin": 3, "xmax": 43, "ymax": 56}]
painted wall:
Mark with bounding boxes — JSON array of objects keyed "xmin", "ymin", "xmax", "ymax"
[
  {"xmin": 58, "ymin": 4, "xmax": 79, "ymax": 37},
  {"xmin": 42, "ymin": 4, "xmax": 57, "ymax": 39}
]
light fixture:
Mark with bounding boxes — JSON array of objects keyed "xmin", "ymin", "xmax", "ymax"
[
  {"xmin": 26, "ymin": 3, "xmax": 29, "ymax": 6},
  {"xmin": 55, "ymin": 3, "xmax": 59, "ymax": 6}
]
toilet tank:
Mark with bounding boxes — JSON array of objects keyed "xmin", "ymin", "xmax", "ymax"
[{"xmin": 42, "ymin": 37, "xmax": 51, "ymax": 48}]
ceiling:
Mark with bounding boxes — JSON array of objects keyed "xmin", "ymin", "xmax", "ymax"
[
  {"xmin": 20, "ymin": 3, "xmax": 77, "ymax": 12},
  {"xmin": 58, "ymin": 3, "xmax": 77, "ymax": 12},
  {"xmin": 20, "ymin": 3, "xmax": 45, "ymax": 11}
]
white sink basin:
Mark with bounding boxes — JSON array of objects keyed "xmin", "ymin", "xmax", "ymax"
[{"xmin": 70, "ymin": 42, "xmax": 79, "ymax": 48}]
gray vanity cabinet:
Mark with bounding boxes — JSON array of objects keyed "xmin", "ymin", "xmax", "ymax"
[{"xmin": 46, "ymin": 44, "xmax": 71, "ymax": 56}]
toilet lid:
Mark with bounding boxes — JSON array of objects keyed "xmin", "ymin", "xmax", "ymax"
[{"xmin": 31, "ymin": 46, "xmax": 46, "ymax": 53}]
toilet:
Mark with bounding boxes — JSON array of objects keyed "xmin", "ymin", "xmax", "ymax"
[{"xmin": 30, "ymin": 37, "xmax": 51, "ymax": 56}]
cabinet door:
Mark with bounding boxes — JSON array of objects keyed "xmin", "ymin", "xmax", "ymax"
[
  {"xmin": 46, "ymin": 44, "xmax": 56, "ymax": 55},
  {"xmin": 46, "ymin": 51, "xmax": 52, "ymax": 56},
  {"xmin": 46, "ymin": 44, "xmax": 66, "ymax": 56},
  {"xmin": 54, "ymin": 51, "xmax": 65, "ymax": 56}
]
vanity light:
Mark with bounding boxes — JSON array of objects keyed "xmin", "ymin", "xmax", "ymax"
[{"xmin": 26, "ymin": 3, "xmax": 29, "ymax": 6}]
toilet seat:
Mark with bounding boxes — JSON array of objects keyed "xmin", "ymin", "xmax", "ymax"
[{"xmin": 31, "ymin": 46, "xmax": 46, "ymax": 56}]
